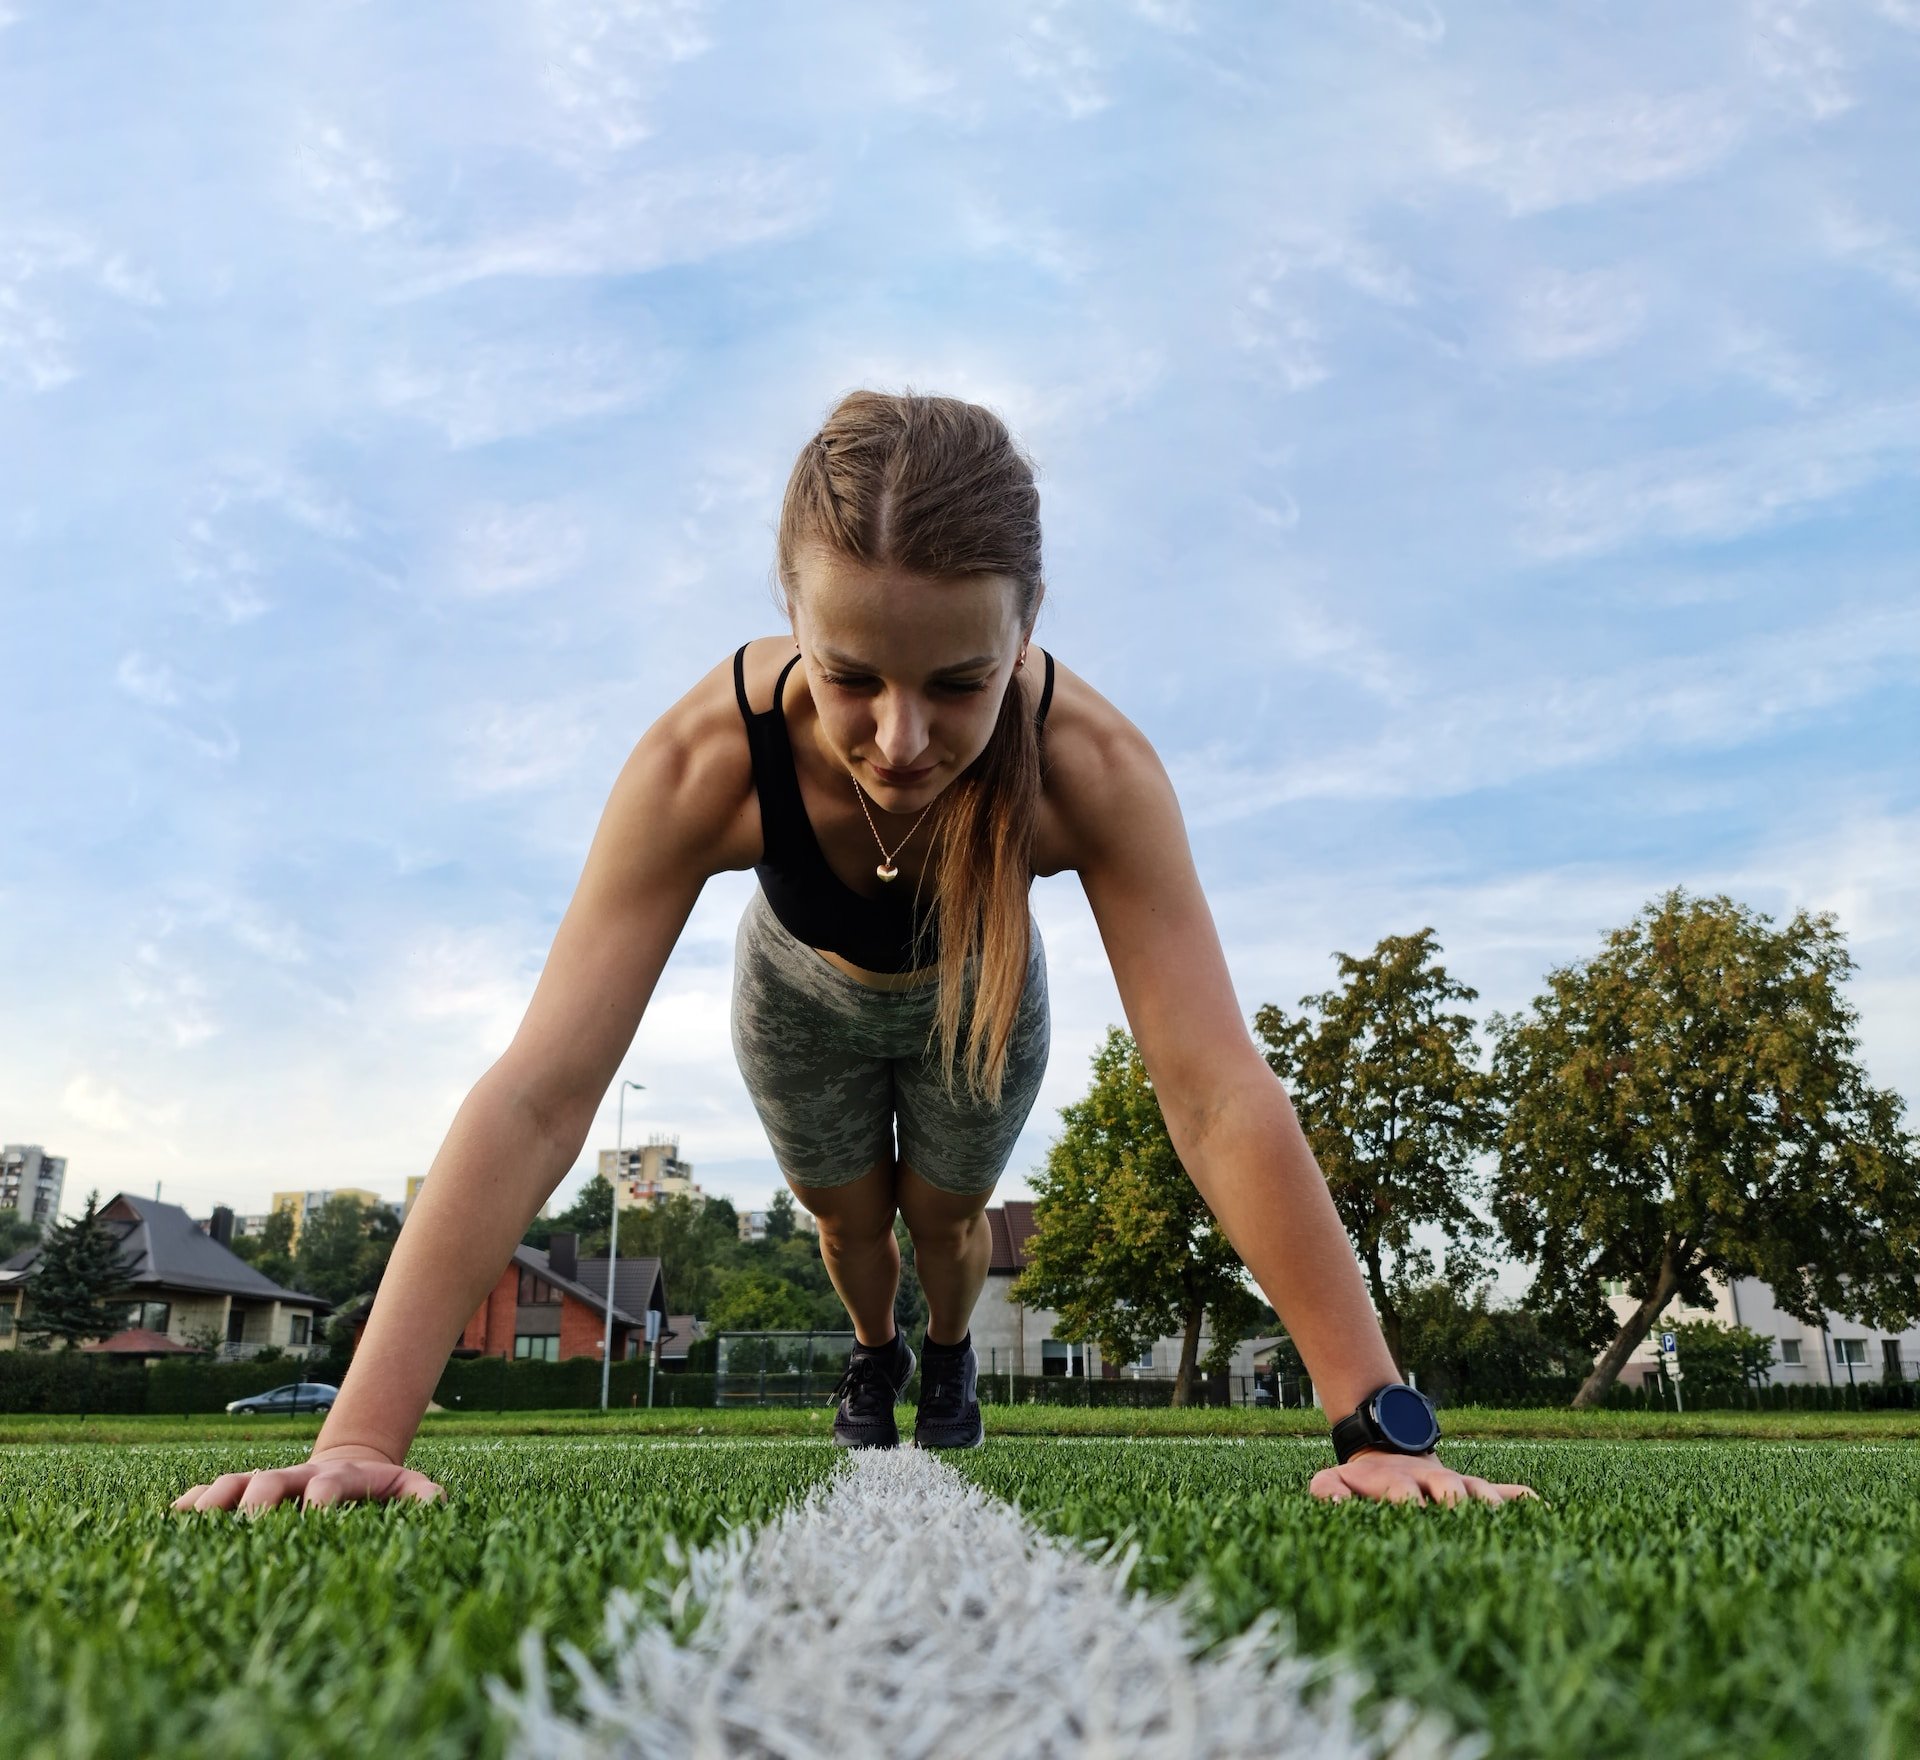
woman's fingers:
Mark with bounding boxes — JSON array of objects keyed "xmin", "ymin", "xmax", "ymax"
[{"xmin": 173, "ymin": 1459, "xmax": 448, "ymax": 1513}]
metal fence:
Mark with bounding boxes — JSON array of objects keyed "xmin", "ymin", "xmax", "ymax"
[{"xmin": 713, "ymin": 1330, "xmax": 857, "ymax": 1406}]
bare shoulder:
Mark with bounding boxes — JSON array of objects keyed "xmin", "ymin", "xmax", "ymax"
[
  {"xmin": 602, "ymin": 637, "xmax": 778, "ymax": 880},
  {"xmin": 1034, "ymin": 651, "xmax": 1170, "ymax": 878}
]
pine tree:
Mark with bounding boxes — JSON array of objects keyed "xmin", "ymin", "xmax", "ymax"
[{"xmin": 18, "ymin": 1192, "xmax": 131, "ymax": 1351}]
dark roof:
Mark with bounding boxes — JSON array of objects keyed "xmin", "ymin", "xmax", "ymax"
[
  {"xmin": 0, "ymin": 1194, "xmax": 329, "ymax": 1308},
  {"xmin": 659, "ymin": 1312, "xmax": 702, "ymax": 1358},
  {"xmin": 336, "ymin": 1247, "xmax": 665, "ymax": 1334},
  {"xmin": 986, "ymin": 1202, "xmax": 1037, "ymax": 1274},
  {"xmin": 528, "ymin": 1247, "xmax": 661, "ymax": 1330}
]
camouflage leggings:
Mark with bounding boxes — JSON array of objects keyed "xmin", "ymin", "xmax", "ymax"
[{"xmin": 729, "ymin": 884, "xmax": 1050, "ymax": 1195}]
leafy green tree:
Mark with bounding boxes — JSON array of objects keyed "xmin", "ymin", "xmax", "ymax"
[
  {"xmin": 229, "ymin": 1208, "xmax": 297, "ymax": 1289},
  {"xmin": 616, "ymin": 1193, "xmax": 738, "ymax": 1317},
  {"xmin": 544, "ymin": 1174, "xmax": 614, "ymax": 1258},
  {"xmin": 1490, "ymin": 888, "xmax": 1920, "ymax": 1408},
  {"xmin": 17, "ymin": 1192, "xmax": 129, "ymax": 1350},
  {"xmin": 708, "ymin": 1267, "xmax": 816, "ymax": 1331},
  {"xmin": 764, "ymin": 1190, "xmax": 798, "ymax": 1242},
  {"xmin": 1393, "ymin": 1280, "xmax": 1589, "ymax": 1405},
  {"xmin": 1255, "ymin": 929, "xmax": 1501, "ymax": 1377},
  {"xmin": 1671, "ymin": 1318, "xmax": 1776, "ymax": 1400},
  {"xmin": 1012, "ymin": 1027, "xmax": 1264, "ymax": 1405},
  {"xmin": 0, "ymin": 1213, "xmax": 45, "ymax": 1261},
  {"xmin": 292, "ymin": 1196, "xmax": 384, "ymax": 1305}
]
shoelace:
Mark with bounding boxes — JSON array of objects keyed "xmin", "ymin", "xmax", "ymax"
[
  {"xmin": 829, "ymin": 1352, "xmax": 896, "ymax": 1418},
  {"xmin": 919, "ymin": 1360, "xmax": 965, "ymax": 1417}
]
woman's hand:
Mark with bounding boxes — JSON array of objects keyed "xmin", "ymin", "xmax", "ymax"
[
  {"xmin": 170, "ymin": 1443, "xmax": 445, "ymax": 1514},
  {"xmin": 1309, "ymin": 1447, "xmax": 1541, "ymax": 1506}
]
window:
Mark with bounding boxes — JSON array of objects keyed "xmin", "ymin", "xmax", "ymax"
[
  {"xmin": 1132, "ymin": 1345, "xmax": 1157, "ymax": 1371},
  {"xmin": 226, "ymin": 1308, "xmax": 247, "ymax": 1344},
  {"xmin": 289, "ymin": 1313, "xmax": 311, "ymax": 1346},
  {"xmin": 1602, "ymin": 1278, "xmax": 1627, "ymax": 1297},
  {"xmin": 1040, "ymin": 1340, "xmax": 1076, "ymax": 1377},
  {"xmin": 124, "ymin": 1299, "xmax": 170, "ymax": 1333},
  {"xmin": 0, "ymin": 1302, "xmax": 12, "ymax": 1338},
  {"xmin": 1779, "ymin": 1339, "xmax": 1801, "ymax": 1365},
  {"xmin": 1835, "ymin": 1339, "xmax": 1868, "ymax": 1367},
  {"xmin": 514, "ymin": 1335, "xmax": 560, "ymax": 1362},
  {"xmin": 517, "ymin": 1269, "xmax": 559, "ymax": 1307},
  {"xmin": 1883, "ymin": 1340, "xmax": 1905, "ymax": 1380},
  {"xmin": 1642, "ymin": 1369, "xmax": 1664, "ymax": 1390}
]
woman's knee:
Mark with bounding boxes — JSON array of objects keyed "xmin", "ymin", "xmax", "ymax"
[
  {"xmin": 895, "ymin": 1164, "xmax": 991, "ymax": 1256},
  {"xmin": 787, "ymin": 1157, "xmax": 898, "ymax": 1248}
]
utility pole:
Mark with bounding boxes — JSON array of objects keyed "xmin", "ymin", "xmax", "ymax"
[{"xmin": 600, "ymin": 1079, "xmax": 645, "ymax": 1413}]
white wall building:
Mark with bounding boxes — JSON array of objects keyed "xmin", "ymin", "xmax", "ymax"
[
  {"xmin": 1604, "ymin": 1272, "xmax": 1920, "ymax": 1390},
  {"xmin": 1, "ymin": 1144, "xmax": 66, "ymax": 1236},
  {"xmin": 968, "ymin": 1202, "xmax": 1264, "ymax": 1383}
]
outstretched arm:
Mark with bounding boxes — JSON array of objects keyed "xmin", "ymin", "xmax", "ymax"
[{"xmin": 1066, "ymin": 718, "xmax": 1535, "ymax": 1506}]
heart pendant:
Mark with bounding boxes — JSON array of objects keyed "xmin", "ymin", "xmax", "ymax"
[{"xmin": 876, "ymin": 861, "xmax": 899, "ymax": 881}]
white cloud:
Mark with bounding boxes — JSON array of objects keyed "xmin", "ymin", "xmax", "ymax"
[
  {"xmin": 1819, "ymin": 205, "xmax": 1920, "ymax": 306},
  {"xmin": 372, "ymin": 331, "xmax": 677, "ymax": 449},
  {"xmin": 1340, "ymin": 0, "xmax": 1446, "ymax": 49},
  {"xmin": 1170, "ymin": 598, "xmax": 1920, "ymax": 824},
  {"xmin": 60, "ymin": 1071, "xmax": 187, "ymax": 1137},
  {"xmin": 0, "ymin": 223, "xmax": 161, "ymax": 391},
  {"xmin": 385, "ymin": 155, "xmax": 825, "ymax": 299},
  {"xmin": 1007, "ymin": 0, "xmax": 1113, "ymax": 120},
  {"xmin": 449, "ymin": 697, "xmax": 607, "ymax": 796},
  {"xmin": 1712, "ymin": 314, "xmax": 1830, "ymax": 408},
  {"xmin": 291, "ymin": 118, "xmax": 403, "ymax": 234},
  {"xmin": 1747, "ymin": 0, "xmax": 1855, "ymax": 122},
  {"xmin": 114, "ymin": 652, "xmax": 185, "ymax": 709},
  {"xmin": 1508, "ymin": 265, "xmax": 1649, "ymax": 364},
  {"xmin": 442, "ymin": 500, "xmax": 591, "ymax": 598},
  {"xmin": 122, "ymin": 941, "xmax": 219, "ymax": 1050},
  {"xmin": 531, "ymin": 0, "xmax": 714, "ymax": 159},
  {"xmin": 1515, "ymin": 396, "xmax": 1920, "ymax": 561},
  {"xmin": 1435, "ymin": 90, "xmax": 1746, "ymax": 216}
]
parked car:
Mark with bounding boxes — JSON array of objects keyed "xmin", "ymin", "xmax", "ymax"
[{"xmin": 225, "ymin": 1382, "xmax": 339, "ymax": 1414}]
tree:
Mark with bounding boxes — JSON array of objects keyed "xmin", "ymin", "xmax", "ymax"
[
  {"xmin": 1393, "ymin": 1280, "xmax": 1590, "ymax": 1406},
  {"xmin": 229, "ymin": 1208, "xmax": 296, "ymax": 1289},
  {"xmin": 293, "ymin": 1196, "xmax": 384, "ymax": 1306},
  {"xmin": 17, "ymin": 1192, "xmax": 129, "ymax": 1350},
  {"xmin": 1490, "ymin": 888, "xmax": 1920, "ymax": 1408},
  {"xmin": 764, "ymin": 1190, "xmax": 798, "ymax": 1242},
  {"xmin": 1255, "ymin": 928, "xmax": 1500, "ymax": 1377},
  {"xmin": 708, "ymin": 1267, "xmax": 816, "ymax": 1331},
  {"xmin": 543, "ymin": 1175, "xmax": 613, "ymax": 1259},
  {"xmin": 1670, "ymin": 1319, "xmax": 1776, "ymax": 1400},
  {"xmin": 1012, "ymin": 1027, "xmax": 1264, "ymax": 1405},
  {"xmin": 892, "ymin": 1216, "xmax": 927, "ymax": 1342},
  {"xmin": 617, "ymin": 1193, "xmax": 738, "ymax": 1318},
  {"xmin": 0, "ymin": 1213, "xmax": 45, "ymax": 1262}
]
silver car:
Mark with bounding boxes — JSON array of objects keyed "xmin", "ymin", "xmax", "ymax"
[{"xmin": 224, "ymin": 1381, "xmax": 339, "ymax": 1414}]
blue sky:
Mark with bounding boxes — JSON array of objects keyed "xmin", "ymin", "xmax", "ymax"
[{"xmin": 2, "ymin": 2, "xmax": 1916, "ymax": 1305}]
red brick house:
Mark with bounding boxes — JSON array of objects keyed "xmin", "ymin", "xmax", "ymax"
[{"xmin": 344, "ymin": 1232, "xmax": 667, "ymax": 1363}]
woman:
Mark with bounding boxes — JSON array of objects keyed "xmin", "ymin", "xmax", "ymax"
[{"xmin": 174, "ymin": 390, "xmax": 1535, "ymax": 1513}]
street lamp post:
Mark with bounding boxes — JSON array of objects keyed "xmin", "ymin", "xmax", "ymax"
[{"xmin": 600, "ymin": 1079, "xmax": 645, "ymax": 1413}]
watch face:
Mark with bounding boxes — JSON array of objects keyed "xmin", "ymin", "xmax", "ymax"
[{"xmin": 1373, "ymin": 1384, "xmax": 1438, "ymax": 1450}]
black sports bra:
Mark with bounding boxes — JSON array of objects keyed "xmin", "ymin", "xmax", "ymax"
[{"xmin": 733, "ymin": 642, "xmax": 1055, "ymax": 973}]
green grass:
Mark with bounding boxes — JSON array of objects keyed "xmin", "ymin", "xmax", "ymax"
[
  {"xmin": 0, "ymin": 1437, "xmax": 836, "ymax": 1760},
  {"xmin": 960, "ymin": 1437, "xmax": 1920, "ymax": 1760},
  {"xmin": 2, "ymin": 1401, "xmax": 1913, "ymax": 1446}
]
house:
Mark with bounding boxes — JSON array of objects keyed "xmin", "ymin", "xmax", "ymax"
[
  {"xmin": 0, "ymin": 1193, "xmax": 330, "ymax": 1359},
  {"xmin": 340, "ymin": 1231, "xmax": 668, "ymax": 1363},
  {"xmin": 1602, "ymin": 1273, "xmax": 1920, "ymax": 1391},
  {"xmin": 968, "ymin": 1201, "xmax": 1266, "ymax": 1382},
  {"xmin": 658, "ymin": 1313, "xmax": 705, "ymax": 1369}
]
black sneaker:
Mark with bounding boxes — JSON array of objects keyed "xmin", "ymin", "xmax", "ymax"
[
  {"xmin": 829, "ymin": 1335, "xmax": 916, "ymax": 1449},
  {"xmin": 913, "ymin": 1335, "xmax": 984, "ymax": 1450}
]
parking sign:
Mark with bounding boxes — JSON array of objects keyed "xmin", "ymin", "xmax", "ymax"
[{"xmin": 1661, "ymin": 1331, "xmax": 1677, "ymax": 1355}]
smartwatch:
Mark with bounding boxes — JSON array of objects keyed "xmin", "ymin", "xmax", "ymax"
[{"xmin": 1329, "ymin": 1381, "xmax": 1442, "ymax": 1464}]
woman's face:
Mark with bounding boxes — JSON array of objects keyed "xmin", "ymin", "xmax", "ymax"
[{"xmin": 790, "ymin": 546, "xmax": 1026, "ymax": 811}]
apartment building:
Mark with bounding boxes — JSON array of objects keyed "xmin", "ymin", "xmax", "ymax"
[
  {"xmin": 598, "ymin": 1136, "xmax": 703, "ymax": 1211},
  {"xmin": 1, "ymin": 1144, "xmax": 66, "ymax": 1237}
]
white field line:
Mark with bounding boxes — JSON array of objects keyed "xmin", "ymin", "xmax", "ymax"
[{"xmin": 487, "ymin": 1447, "xmax": 1484, "ymax": 1760}]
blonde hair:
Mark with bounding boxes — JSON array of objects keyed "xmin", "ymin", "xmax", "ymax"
[{"xmin": 774, "ymin": 387, "xmax": 1047, "ymax": 1109}]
